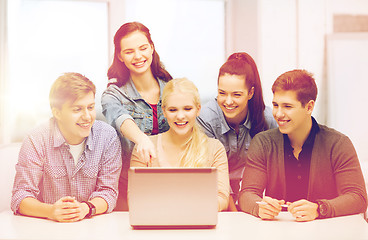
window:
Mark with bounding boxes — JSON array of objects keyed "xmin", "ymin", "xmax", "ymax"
[{"xmin": 7, "ymin": 0, "xmax": 108, "ymax": 142}]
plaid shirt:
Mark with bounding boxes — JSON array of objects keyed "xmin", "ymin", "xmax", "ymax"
[{"xmin": 11, "ymin": 119, "xmax": 122, "ymax": 214}]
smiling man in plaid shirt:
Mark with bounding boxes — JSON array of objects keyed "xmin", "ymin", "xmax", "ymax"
[{"xmin": 11, "ymin": 73, "xmax": 122, "ymax": 222}]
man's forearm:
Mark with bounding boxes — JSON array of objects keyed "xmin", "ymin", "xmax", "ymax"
[{"xmin": 18, "ymin": 197, "xmax": 53, "ymax": 219}]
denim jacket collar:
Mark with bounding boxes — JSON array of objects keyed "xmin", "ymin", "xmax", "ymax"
[
  {"xmin": 214, "ymin": 98, "xmax": 251, "ymax": 135},
  {"xmin": 122, "ymin": 78, "xmax": 166, "ymax": 102}
]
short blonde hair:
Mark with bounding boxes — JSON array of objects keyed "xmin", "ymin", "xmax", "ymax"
[{"xmin": 49, "ymin": 72, "xmax": 96, "ymax": 109}]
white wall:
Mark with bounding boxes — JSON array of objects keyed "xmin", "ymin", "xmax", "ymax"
[
  {"xmin": 227, "ymin": 0, "xmax": 368, "ymax": 162},
  {"xmin": 258, "ymin": 0, "xmax": 298, "ymax": 110},
  {"xmin": 325, "ymin": 0, "xmax": 368, "ymax": 163},
  {"xmin": 225, "ymin": 0, "xmax": 259, "ymax": 63},
  {"xmin": 0, "ymin": 0, "xmax": 9, "ymax": 144},
  {"xmin": 327, "ymin": 33, "xmax": 368, "ymax": 162}
]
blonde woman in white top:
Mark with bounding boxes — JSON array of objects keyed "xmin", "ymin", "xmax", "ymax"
[{"xmin": 131, "ymin": 78, "xmax": 230, "ymax": 211}]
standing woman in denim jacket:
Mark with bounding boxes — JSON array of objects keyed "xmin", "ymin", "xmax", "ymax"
[
  {"xmin": 197, "ymin": 52, "xmax": 278, "ymax": 210},
  {"xmin": 101, "ymin": 22, "xmax": 172, "ymax": 210}
]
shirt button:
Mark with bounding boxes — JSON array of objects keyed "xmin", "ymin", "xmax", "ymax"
[
  {"xmin": 297, "ymin": 175, "xmax": 302, "ymax": 180},
  {"xmin": 298, "ymin": 163, "xmax": 301, "ymax": 168}
]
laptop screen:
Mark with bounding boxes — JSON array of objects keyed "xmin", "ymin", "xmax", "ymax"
[{"xmin": 128, "ymin": 167, "xmax": 218, "ymax": 228}]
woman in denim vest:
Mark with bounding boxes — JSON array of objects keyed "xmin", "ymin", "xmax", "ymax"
[{"xmin": 101, "ymin": 22, "xmax": 172, "ymax": 210}]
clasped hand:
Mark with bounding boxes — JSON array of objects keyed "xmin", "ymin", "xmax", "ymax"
[
  {"xmin": 258, "ymin": 196, "xmax": 318, "ymax": 222},
  {"xmin": 49, "ymin": 196, "xmax": 89, "ymax": 222}
]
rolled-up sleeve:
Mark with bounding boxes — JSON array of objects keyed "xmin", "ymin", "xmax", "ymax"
[
  {"xmin": 89, "ymin": 133, "xmax": 122, "ymax": 213},
  {"xmin": 11, "ymin": 136, "xmax": 44, "ymax": 214}
]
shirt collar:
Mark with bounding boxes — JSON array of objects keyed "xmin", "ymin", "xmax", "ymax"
[
  {"xmin": 124, "ymin": 77, "xmax": 165, "ymax": 101},
  {"xmin": 283, "ymin": 116, "xmax": 320, "ymax": 150},
  {"xmin": 303, "ymin": 116, "xmax": 320, "ymax": 147},
  {"xmin": 51, "ymin": 118, "xmax": 93, "ymax": 151},
  {"xmin": 215, "ymin": 98, "xmax": 251, "ymax": 134},
  {"xmin": 123, "ymin": 78, "xmax": 141, "ymax": 100},
  {"xmin": 52, "ymin": 118, "xmax": 66, "ymax": 148}
]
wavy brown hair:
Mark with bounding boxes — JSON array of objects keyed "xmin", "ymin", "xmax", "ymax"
[{"xmin": 107, "ymin": 22, "xmax": 172, "ymax": 87}]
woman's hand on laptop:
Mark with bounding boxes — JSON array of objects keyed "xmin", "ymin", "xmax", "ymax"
[{"xmin": 135, "ymin": 135, "xmax": 156, "ymax": 166}]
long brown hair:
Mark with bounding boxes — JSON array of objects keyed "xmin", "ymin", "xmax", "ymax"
[
  {"xmin": 107, "ymin": 22, "xmax": 172, "ymax": 87},
  {"xmin": 218, "ymin": 52, "xmax": 268, "ymax": 137}
]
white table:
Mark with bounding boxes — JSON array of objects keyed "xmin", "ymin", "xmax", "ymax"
[{"xmin": 0, "ymin": 210, "xmax": 367, "ymax": 240}]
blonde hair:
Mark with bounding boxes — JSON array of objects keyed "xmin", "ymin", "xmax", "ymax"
[
  {"xmin": 50, "ymin": 72, "xmax": 95, "ymax": 109},
  {"xmin": 162, "ymin": 78, "xmax": 209, "ymax": 167}
]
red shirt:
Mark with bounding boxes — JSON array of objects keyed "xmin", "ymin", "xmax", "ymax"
[{"xmin": 150, "ymin": 104, "xmax": 159, "ymax": 135}]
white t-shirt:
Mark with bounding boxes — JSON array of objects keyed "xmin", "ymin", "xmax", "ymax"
[{"xmin": 68, "ymin": 140, "xmax": 85, "ymax": 165}]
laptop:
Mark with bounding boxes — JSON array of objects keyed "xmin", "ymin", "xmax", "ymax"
[{"xmin": 128, "ymin": 167, "xmax": 218, "ymax": 228}]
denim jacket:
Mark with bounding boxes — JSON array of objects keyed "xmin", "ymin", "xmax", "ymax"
[
  {"xmin": 101, "ymin": 78, "xmax": 170, "ymax": 166},
  {"xmin": 197, "ymin": 98, "xmax": 278, "ymax": 199}
]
